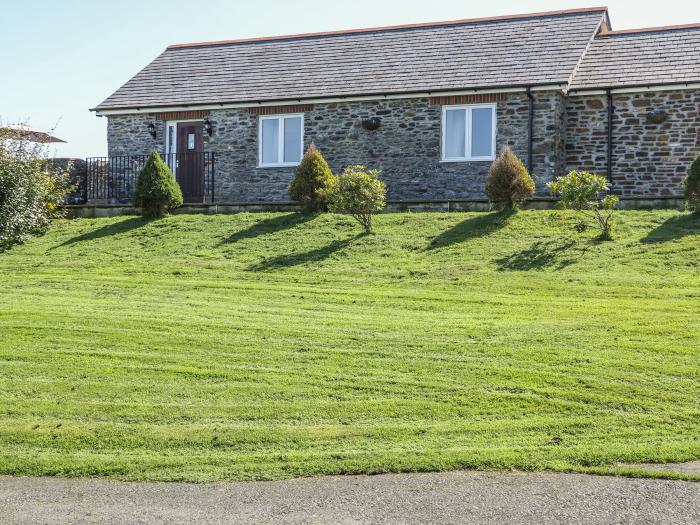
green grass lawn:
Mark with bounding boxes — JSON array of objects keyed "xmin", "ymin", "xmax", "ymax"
[{"xmin": 0, "ymin": 209, "xmax": 699, "ymax": 481}]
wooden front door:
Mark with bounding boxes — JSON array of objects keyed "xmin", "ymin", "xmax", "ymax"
[{"xmin": 176, "ymin": 122, "xmax": 204, "ymax": 203}]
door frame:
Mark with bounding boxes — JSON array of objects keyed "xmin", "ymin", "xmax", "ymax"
[
  {"xmin": 165, "ymin": 119, "xmax": 204, "ymax": 173},
  {"xmin": 165, "ymin": 119, "xmax": 206, "ymax": 203}
]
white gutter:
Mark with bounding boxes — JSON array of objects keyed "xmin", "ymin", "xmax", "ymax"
[
  {"xmin": 94, "ymin": 85, "xmax": 568, "ymax": 116},
  {"xmin": 568, "ymin": 82, "xmax": 700, "ymax": 96}
]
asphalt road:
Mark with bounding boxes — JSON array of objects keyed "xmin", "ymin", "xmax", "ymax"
[{"xmin": 1, "ymin": 471, "xmax": 698, "ymax": 524}]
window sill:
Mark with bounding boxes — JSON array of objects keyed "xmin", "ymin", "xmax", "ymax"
[
  {"xmin": 257, "ymin": 163, "xmax": 300, "ymax": 169},
  {"xmin": 440, "ymin": 158, "xmax": 495, "ymax": 163}
]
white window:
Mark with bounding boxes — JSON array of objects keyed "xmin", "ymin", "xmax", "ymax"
[
  {"xmin": 259, "ymin": 114, "xmax": 304, "ymax": 167},
  {"xmin": 441, "ymin": 104, "xmax": 496, "ymax": 162}
]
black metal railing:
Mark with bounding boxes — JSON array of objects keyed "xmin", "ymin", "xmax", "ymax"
[{"xmin": 85, "ymin": 152, "xmax": 215, "ymax": 204}]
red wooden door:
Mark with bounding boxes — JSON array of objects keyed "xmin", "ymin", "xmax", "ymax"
[{"xmin": 176, "ymin": 122, "xmax": 204, "ymax": 203}]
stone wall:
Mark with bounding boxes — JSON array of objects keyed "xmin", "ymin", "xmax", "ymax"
[
  {"xmin": 565, "ymin": 95, "xmax": 609, "ymax": 176},
  {"xmin": 104, "ymin": 89, "xmax": 700, "ymax": 202},
  {"xmin": 566, "ymin": 89, "xmax": 700, "ymax": 197},
  {"xmin": 50, "ymin": 158, "xmax": 87, "ymax": 204},
  {"xmin": 107, "ymin": 114, "xmax": 164, "ymax": 157},
  {"xmin": 106, "ymin": 91, "xmax": 567, "ymax": 203},
  {"xmin": 204, "ymin": 95, "xmax": 533, "ymax": 202},
  {"xmin": 532, "ymin": 91, "xmax": 567, "ymax": 193}
]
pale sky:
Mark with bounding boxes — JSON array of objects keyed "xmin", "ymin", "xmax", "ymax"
[{"xmin": 2, "ymin": 0, "xmax": 698, "ymax": 158}]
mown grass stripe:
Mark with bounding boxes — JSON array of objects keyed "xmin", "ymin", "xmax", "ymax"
[{"xmin": 0, "ymin": 210, "xmax": 698, "ymax": 481}]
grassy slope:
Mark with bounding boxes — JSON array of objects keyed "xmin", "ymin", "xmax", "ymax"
[{"xmin": 0, "ymin": 210, "xmax": 698, "ymax": 482}]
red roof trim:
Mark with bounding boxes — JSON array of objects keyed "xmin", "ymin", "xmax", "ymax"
[
  {"xmin": 431, "ymin": 93, "xmax": 508, "ymax": 105},
  {"xmin": 599, "ymin": 22, "xmax": 700, "ymax": 36},
  {"xmin": 167, "ymin": 7, "xmax": 609, "ymax": 49},
  {"xmin": 155, "ymin": 110, "xmax": 210, "ymax": 120}
]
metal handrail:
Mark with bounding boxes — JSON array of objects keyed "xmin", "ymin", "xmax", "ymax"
[{"xmin": 85, "ymin": 152, "xmax": 216, "ymax": 204}]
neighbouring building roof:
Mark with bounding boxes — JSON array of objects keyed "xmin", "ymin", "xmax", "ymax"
[
  {"xmin": 0, "ymin": 127, "xmax": 66, "ymax": 143},
  {"xmin": 570, "ymin": 25, "xmax": 700, "ymax": 90},
  {"xmin": 94, "ymin": 7, "xmax": 608, "ymax": 111}
]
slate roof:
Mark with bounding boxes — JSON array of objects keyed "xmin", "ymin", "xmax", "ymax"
[
  {"xmin": 94, "ymin": 8, "xmax": 606, "ymax": 111},
  {"xmin": 570, "ymin": 26, "xmax": 700, "ymax": 90}
]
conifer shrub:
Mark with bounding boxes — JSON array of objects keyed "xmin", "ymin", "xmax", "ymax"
[
  {"xmin": 485, "ymin": 146, "xmax": 536, "ymax": 210},
  {"xmin": 133, "ymin": 150, "xmax": 183, "ymax": 218},
  {"xmin": 321, "ymin": 165, "xmax": 386, "ymax": 233},
  {"xmin": 288, "ymin": 144, "xmax": 334, "ymax": 211},
  {"xmin": 684, "ymin": 152, "xmax": 700, "ymax": 212}
]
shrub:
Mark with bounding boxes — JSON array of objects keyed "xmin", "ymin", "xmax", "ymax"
[
  {"xmin": 485, "ymin": 146, "xmax": 536, "ymax": 210},
  {"xmin": 133, "ymin": 150, "xmax": 183, "ymax": 218},
  {"xmin": 684, "ymin": 152, "xmax": 700, "ymax": 212},
  {"xmin": 288, "ymin": 144, "xmax": 335, "ymax": 211},
  {"xmin": 548, "ymin": 170, "xmax": 619, "ymax": 241},
  {"xmin": 0, "ymin": 125, "xmax": 73, "ymax": 250},
  {"xmin": 321, "ymin": 165, "xmax": 386, "ymax": 233}
]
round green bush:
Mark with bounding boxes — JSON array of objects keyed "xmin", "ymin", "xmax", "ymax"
[
  {"xmin": 485, "ymin": 146, "xmax": 535, "ymax": 210},
  {"xmin": 288, "ymin": 144, "xmax": 334, "ymax": 211},
  {"xmin": 548, "ymin": 170, "xmax": 619, "ymax": 241},
  {"xmin": 684, "ymin": 153, "xmax": 700, "ymax": 212},
  {"xmin": 321, "ymin": 165, "xmax": 386, "ymax": 233},
  {"xmin": 133, "ymin": 150, "xmax": 183, "ymax": 218}
]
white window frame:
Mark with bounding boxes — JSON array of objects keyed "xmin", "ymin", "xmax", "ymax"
[
  {"xmin": 258, "ymin": 114, "xmax": 304, "ymax": 168},
  {"xmin": 441, "ymin": 103, "xmax": 497, "ymax": 162}
]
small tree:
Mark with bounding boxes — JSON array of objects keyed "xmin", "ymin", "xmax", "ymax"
[
  {"xmin": 548, "ymin": 170, "xmax": 619, "ymax": 241},
  {"xmin": 133, "ymin": 150, "xmax": 183, "ymax": 218},
  {"xmin": 0, "ymin": 124, "xmax": 73, "ymax": 250},
  {"xmin": 485, "ymin": 146, "xmax": 536, "ymax": 210},
  {"xmin": 321, "ymin": 165, "xmax": 386, "ymax": 233},
  {"xmin": 684, "ymin": 153, "xmax": 700, "ymax": 212},
  {"xmin": 288, "ymin": 144, "xmax": 335, "ymax": 211}
]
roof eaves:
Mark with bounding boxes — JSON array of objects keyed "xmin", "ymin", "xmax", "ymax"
[
  {"xmin": 91, "ymin": 82, "xmax": 570, "ymax": 113},
  {"xmin": 570, "ymin": 80, "xmax": 700, "ymax": 93}
]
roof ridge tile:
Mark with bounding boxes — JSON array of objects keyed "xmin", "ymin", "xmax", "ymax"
[
  {"xmin": 167, "ymin": 7, "xmax": 608, "ymax": 49},
  {"xmin": 598, "ymin": 22, "xmax": 700, "ymax": 37}
]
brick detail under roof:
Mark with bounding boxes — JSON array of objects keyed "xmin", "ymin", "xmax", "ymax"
[
  {"xmin": 430, "ymin": 94, "xmax": 508, "ymax": 105},
  {"xmin": 155, "ymin": 110, "xmax": 210, "ymax": 120},
  {"xmin": 248, "ymin": 105, "xmax": 314, "ymax": 115}
]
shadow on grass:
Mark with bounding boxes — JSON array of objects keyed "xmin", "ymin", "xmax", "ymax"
[
  {"xmin": 57, "ymin": 217, "xmax": 148, "ymax": 247},
  {"xmin": 250, "ymin": 233, "xmax": 365, "ymax": 271},
  {"xmin": 496, "ymin": 240, "xmax": 583, "ymax": 271},
  {"xmin": 641, "ymin": 213, "xmax": 700, "ymax": 243},
  {"xmin": 427, "ymin": 209, "xmax": 515, "ymax": 250},
  {"xmin": 218, "ymin": 212, "xmax": 318, "ymax": 246}
]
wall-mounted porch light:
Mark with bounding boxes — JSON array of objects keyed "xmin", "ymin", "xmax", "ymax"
[
  {"xmin": 204, "ymin": 118, "xmax": 213, "ymax": 136},
  {"xmin": 147, "ymin": 122, "xmax": 157, "ymax": 139}
]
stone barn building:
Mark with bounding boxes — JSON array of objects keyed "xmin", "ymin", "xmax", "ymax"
[{"xmin": 91, "ymin": 7, "xmax": 700, "ymax": 205}]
